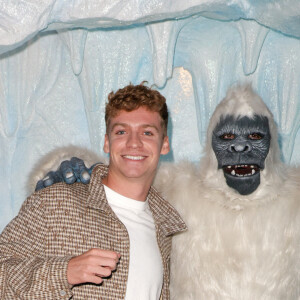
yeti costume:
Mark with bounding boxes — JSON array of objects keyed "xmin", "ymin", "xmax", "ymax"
[
  {"xmin": 155, "ymin": 85, "xmax": 300, "ymax": 299},
  {"xmin": 28, "ymin": 85, "xmax": 300, "ymax": 299}
]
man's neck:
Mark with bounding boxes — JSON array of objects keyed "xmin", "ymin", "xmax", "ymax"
[{"xmin": 101, "ymin": 174, "xmax": 152, "ymax": 201}]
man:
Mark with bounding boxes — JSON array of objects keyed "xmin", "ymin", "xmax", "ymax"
[
  {"xmin": 0, "ymin": 83, "xmax": 187, "ymax": 300},
  {"xmin": 35, "ymin": 84, "xmax": 300, "ymax": 299}
]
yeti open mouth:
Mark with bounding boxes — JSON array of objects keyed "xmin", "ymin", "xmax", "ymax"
[{"xmin": 223, "ymin": 164, "xmax": 260, "ymax": 177}]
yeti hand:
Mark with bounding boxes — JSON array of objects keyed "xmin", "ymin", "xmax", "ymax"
[{"xmin": 35, "ymin": 157, "xmax": 98, "ymax": 191}]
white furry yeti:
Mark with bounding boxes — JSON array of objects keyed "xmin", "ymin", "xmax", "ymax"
[
  {"xmin": 155, "ymin": 85, "xmax": 300, "ymax": 299},
  {"xmin": 29, "ymin": 85, "xmax": 300, "ymax": 299}
]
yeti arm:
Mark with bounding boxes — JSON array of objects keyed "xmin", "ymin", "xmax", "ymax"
[{"xmin": 28, "ymin": 146, "xmax": 104, "ymax": 195}]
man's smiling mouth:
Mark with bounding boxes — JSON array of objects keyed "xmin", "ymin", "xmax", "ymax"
[{"xmin": 122, "ymin": 155, "xmax": 146, "ymax": 161}]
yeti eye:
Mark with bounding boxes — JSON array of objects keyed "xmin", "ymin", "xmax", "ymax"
[
  {"xmin": 220, "ymin": 133, "xmax": 235, "ymax": 140},
  {"xmin": 248, "ymin": 133, "xmax": 263, "ymax": 140}
]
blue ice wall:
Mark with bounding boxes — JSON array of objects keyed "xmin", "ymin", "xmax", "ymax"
[{"xmin": 0, "ymin": 1, "xmax": 300, "ymax": 232}]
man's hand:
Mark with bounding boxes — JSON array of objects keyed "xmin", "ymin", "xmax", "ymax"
[
  {"xmin": 67, "ymin": 248, "xmax": 121, "ymax": 285},
  {"xmin": 35, "ymin": 157, "xmax": 99, "ymax": 191}
]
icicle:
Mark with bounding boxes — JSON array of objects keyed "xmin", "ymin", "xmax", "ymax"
[
  {"xmin": 278, "ymin": 74, "xmax": 300, "ymax": 163},
  {"xmin": 236, "ymin": 19, "xmax": 269, "ymax": 75},
  {"xmin": 58, "ymin": 28, "xmax": 88, "ymax": 75},
  {"xmin": 146, "ymin": 19, "xmax": 186, "ymax": 88}
]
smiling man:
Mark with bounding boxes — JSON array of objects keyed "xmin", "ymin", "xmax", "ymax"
[
  {"xmin": 0, "ymin": 83, "xmax": 187, "ymax": 300},
  {"xmin": 102, "ymin": 105, "xmax": 169, "ymax": 200}
]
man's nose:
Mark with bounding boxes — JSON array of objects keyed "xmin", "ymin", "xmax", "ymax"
[{"xmin": 127, "ymin": 132, "xmax": 143, "ymax": 148}]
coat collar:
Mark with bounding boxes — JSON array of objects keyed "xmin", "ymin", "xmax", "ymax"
[
  {"xmin": 148, "ymin": 185, "xmax": 187, "ymax": 236},
  {"xmin": 86, "ymin": 164, "xmax": 187, "ymax": 236}
]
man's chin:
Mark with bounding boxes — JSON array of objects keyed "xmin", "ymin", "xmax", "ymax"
[{"xmin": 121, "ymin": 167, "xmax": 155, "ymax": 181}]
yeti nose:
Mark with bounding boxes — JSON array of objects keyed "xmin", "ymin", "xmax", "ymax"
[{"xmin": 229, "ymin": 142, "xmax": 252, "ymax": 153}]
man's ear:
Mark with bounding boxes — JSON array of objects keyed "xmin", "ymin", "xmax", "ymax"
[
  {"xmin": 160, "ymin": 136, "xmax": 170, "ymax": 155},
  {"xmin": 103, "ymin": 134, "xmax": 110, "ymax": 153}
]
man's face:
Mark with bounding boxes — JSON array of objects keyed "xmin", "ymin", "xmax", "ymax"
[
  {"xmin": 212, "ymin": 115, "xmax": 271, "ymax": 195},
  {"xmin": 104, "ymin": 106, "xmax": 170, "ymax": 184}
]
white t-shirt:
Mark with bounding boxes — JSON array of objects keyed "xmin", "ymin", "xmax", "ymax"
[{"xmin": 104, "ymin": 185, "xmax": 163, "ymax": 300}]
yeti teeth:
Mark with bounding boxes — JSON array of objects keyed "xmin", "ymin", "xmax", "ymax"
[{"xmin": 227, "ymin": 165, "xmax": 258, "ymax": 176}]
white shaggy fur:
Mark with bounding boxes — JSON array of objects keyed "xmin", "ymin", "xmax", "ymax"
[
  {"xmin": 28, "ymin": 85, "xmax": 300, "ymax": 299},
  {"xmin": 155, "ymin": 163, "xmax": 300, "ymax": 299},
  {"xmin": 155, "ymin": 85, "xmax": 300, "ymax": 299}
]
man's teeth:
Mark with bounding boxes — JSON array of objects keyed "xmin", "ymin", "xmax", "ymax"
[
  {"xmin": 231, "ymin": 170, "xmax": 235, "ymax": 176},
  {"xmin": 123, "ymin": 155, "xmax": 145, "ymax": 160}
]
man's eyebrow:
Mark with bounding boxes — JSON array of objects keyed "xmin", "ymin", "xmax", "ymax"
[
  {"xmin": 110, "ymin": 123, "xmax": 159, "ymax": 132},
  {"xmin": 111, "ymin": 122, "xmax": 127, "ymax": 130},
  {"xmin": 141, "ymin": 124, "xmax": 159, "ymax": 132}
]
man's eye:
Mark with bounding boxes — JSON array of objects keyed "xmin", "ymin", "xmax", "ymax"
[
  {"xmin": 220, "ymin": 133, "xmax": 235, "ymax": 140},
  {"xmin": 116, "ymin": 130, "xmax": 126, "ymax": 135},
  {"xmin": 144, "ymin": 131, "xmax": 153, "ymax": 136},
  {"xmin": 249, "ymin": 133, "xmax": 263, "ymax": 140}
]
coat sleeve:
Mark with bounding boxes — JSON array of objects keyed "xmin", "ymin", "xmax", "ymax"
[{"xmin": 0, "ymin": 193, "xmax": 73, "ymax": 299}]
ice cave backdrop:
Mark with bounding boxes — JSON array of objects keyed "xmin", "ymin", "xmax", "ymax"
[{"xmin": 0, "ymin": 1, "xmax": 300, "ymax": 231}]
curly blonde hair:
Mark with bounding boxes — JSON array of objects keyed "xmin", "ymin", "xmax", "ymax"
[{"xmin": 105, "ymin": 83, "xmax": 168, "ymax": 135}]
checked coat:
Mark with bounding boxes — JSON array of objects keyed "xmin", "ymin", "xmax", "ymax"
[{"xmin": 0, "ymin": 164, "xmax": 187, "ymax": 299}]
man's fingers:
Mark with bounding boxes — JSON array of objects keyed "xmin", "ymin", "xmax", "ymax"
[
  {"xmin": 83, "ymin": 274, "xmax": 104, "ymax": 285},
  {"xmin": 90, "ymin": 265, "xmax": 114, "ymax": 277},
  {"xmin": 81, "ymin": 264, "xmax": 113, "ymax": 279},
  {"xmin": 86, "ymin": 249, "xmax": 120, "ymax": 271},
  {"xmin": 88, "ymin": 248, "xmax": 121, "ymax": 260},
  {"xmin": 96, "ymin": 257, "xmax": 119, "ymax": 271},
  {"xmin": 67, "ymin": 248, "xmax": 121, "ymax": 285},
  {"xmin": 78, "ymin": 269, "xmax": 105, "ymax": 285}
]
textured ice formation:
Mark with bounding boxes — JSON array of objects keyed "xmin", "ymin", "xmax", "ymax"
[{"xmin": 0, "ymin": 0, "xmax": 299, "ymax": 231}]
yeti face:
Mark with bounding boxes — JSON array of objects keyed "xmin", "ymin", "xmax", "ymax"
[{"xmin": 212, "ymin": 114, "xmax": 271, "ymax": 195}]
